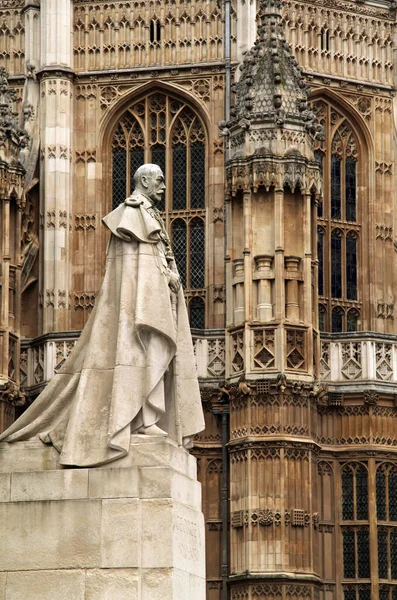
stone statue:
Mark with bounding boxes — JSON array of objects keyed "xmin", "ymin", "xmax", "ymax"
[{"xmin": 0, "ymin": 164, "xmax": 205, "ymax": 466}]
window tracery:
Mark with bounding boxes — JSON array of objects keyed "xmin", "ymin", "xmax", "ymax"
[
  {"xmin": 110, "ymin": 91, "xmax": 207, "ymax": 328},
  {"xmin": 311, "ymin": 99, "xmax": 363, "ymax": 332}
]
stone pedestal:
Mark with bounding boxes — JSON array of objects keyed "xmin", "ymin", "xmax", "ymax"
[{"xmin": 0, "ymin": 436, "xmax": 205, "ymax": 599}]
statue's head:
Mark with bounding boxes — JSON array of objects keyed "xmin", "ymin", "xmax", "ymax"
[{"xmin": 133, "ymin": 164, "xmax": 165, "ymax": 205}]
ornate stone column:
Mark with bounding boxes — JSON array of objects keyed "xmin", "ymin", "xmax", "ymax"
[{"xmin": 38, "ymin": 0, "xmax": 73, "ymax": 333}]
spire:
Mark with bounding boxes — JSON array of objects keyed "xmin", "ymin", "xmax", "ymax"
[{"xmin": 225, "ymin": 0, "xmax": 323, "ymax": 153}]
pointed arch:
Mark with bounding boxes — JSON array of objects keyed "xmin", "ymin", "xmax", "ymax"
[
  {"xmin": 310, "ymin": 91, "xmax": 371, "ymax": 332},
  {"xmin": 101, "ymin": 84, "xmax": 209, "ymax": 329}
]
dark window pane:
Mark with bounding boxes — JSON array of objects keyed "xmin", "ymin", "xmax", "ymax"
[
  {"xmin": 318, "ymin": 228, "xmax": 324, "ymax": 296},
  {"xmin": 389, "ymin": 470, "xmax": 397, "ymax": 522},
  {"xmin": 344, "ymin": 590, "xmax": 356, "ymax": 600},
  {"xmin": 332, "ymin": 307, "xmax": 343, "ymax": 333},
  {"xmin": 379, "ymin": 588, "xmax": 389, "ymax": 600},
  {"xmin": 172, "ymin": 219, "xmax": 187, "ymax": 287},
  {"xmin": 151, "ymin": 145, "xmax": 166, "ymax": 211},
  {"xmin": 343, "ymin": 530, "xmax": 356, "ymax": 578},
  {"xmin": 357, "ymin": 529, "xmax": 370, "ymax": 578},
  {"xmin": 331, "ymin": 155, "xmax": 341, "ymax": 219},
  {"xmin": 129, "ymin": 148, "xmax": 144, "ymax": 194},
  {"xmin": 342, "ymin": 467, "xmax": 354, "ymax": 520},
  {"xmin": 172, "ymin": 144, "xmax": 187, "ymax": 210},
  {"xmin": 346, "ymin": 235, "xmax": 357, "ymax": 301},
  {"xmin": 319, "ymin": 305, "xmax": 326, "ymax": 332},
  {"xmin": 356, "ymin": 465, "xmax": 368, "ymax": 520},
  {"xmin": 346, "ymin": 158, "xmax": 357, "ymax": 222},
  {"xmin": 377, "ymin": 469, "xmax": 387, "ymax": 521},
  {"xmin": 190, "ymin": 218, "xmax": 205, "ymax": 289},
  {"xmin": 190, "ymin": 142, "xmax": 205, "ymax": 209},
  {"xmin": 347, "ymin": 310, "xmax": 359, "ymax": 332},
  {"xmin": 189, "ymin": 297, "xmax": 205, "ymax": 329},
  {"xmin": 358, "ymin": 587, "xmax": 371, "ymax": 600},
  {"xmin": 112, "ymin": 148, "xmax": 126, "ymax": 209},
  {"xmin": 393, "ymin": 587, "xmax": 397, "ymax": 600},
  {"xmin": 378, "ymin": 530, "xmax": 389, "ymax": 579},
  {"xmin": 331, "ymin": 232, "xmax": 342, "ymax": 298},
  {"xmin": 391, "ymin": 530, "xmax": 397, "ymax": 580}
]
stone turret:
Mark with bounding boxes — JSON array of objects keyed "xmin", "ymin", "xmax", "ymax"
[
  {"xmin": 227, "ymin": 0, "xmax": 323, "ymax": 163},
  {"xmin": 225, "ymin": 0, "xmax": 323, "ymax": 382},
  {"xmin": 225, "ymin": 0, "xmax": 325, "ymax": 593}
]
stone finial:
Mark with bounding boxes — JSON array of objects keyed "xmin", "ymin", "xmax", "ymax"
[{"xmin": 228, "ymin": 0, "xmax": 324, "ymax": 147}]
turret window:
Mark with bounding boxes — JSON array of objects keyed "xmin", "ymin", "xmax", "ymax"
[{"xmin": 311, "ymin": 100, "xmax": 362, "ymax": 332}]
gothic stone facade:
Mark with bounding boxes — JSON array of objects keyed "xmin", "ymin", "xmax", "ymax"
[{"xmin": 1, "ymin": 1, "xmax": 397, "ymax": 599}]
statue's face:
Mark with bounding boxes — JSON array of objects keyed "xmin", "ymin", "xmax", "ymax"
[{"xmin": 141, "ymin": 168, "xmax": 166, "ymax": 205}]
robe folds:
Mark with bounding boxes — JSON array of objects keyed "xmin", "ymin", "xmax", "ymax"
[{"xmin": 0, "ymin": 196, "xmax": 205, "ymax": 467}]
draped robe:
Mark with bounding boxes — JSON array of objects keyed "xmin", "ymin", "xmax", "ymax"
[{"xmin": 0, "ymin": 194, "xmax": 205, "ymax": 466}]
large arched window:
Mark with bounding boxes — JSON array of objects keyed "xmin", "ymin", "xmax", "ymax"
[
  {"xmin": 311, "ymin": 100, "xmax": 362, "ymax": 333},
  {"xmin": 110, "ymin": 91, "xmax": 207, "ymax": 327}
]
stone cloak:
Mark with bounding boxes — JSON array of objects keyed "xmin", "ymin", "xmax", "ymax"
[{"xmin": 0, "ymin": 200, "xmax": 205, "ymax": 466}]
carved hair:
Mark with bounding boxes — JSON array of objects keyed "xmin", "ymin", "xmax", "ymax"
[{"xmin": 133, "ymin": 163, "xmax": 163, "ymax": 186}]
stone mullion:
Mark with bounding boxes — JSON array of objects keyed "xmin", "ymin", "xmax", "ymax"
[
  {"xmin": 368, "ymin": 457, "xmax": 379, "ymax": 599},
  {"xmin": 334, "ymin": 461, "xmax": 343, "ymax": 600}
]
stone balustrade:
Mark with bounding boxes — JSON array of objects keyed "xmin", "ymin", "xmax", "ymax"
[
  {"xmin": 20, "ymin": 330, "xmax": 227, "ymax": 394},
  {"xmin": 20, "ymin": 331, "xmax": 397, "ymax": 395}
]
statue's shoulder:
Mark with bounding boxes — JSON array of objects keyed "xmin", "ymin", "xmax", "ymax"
[
  {"xmin": 125, "ymin": 192, "xmax": 146, "ymax": 208},
  {"xmin": 102, "ymin": 194, "xmax": 161, "ymax": 243}
]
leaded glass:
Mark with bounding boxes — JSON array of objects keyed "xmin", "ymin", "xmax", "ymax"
[
  {"xmin": 342, "ymin": 466, "xmax": 354, "ymax": 520},
  {"xmin": 357, "ymin": 529, "xmax": 370, "ymax": 578},
  {"xmin": 112, "ymin": 148, "xmax": 126, "ymax": 209},
  {"xmin": 344, "ymin": 590, "xmax": 356, "ymax": 600},
  {"xmin": 129, "ymin": 148, "xmax": 144, "ymax": 194},
  {"xmin": 331, "ymin": 155, "xmax": 341, "ymax": 219},
  {"xmin": 172, "ymin": 219, "xmax": 187, "ymax": 287},
  {"xmin": 391, "ymin": 530, "xmax": 397, "ymax": 579},
  {"xmin": 190, "ymin": 218, "xmax": 205, "ymax": 289},
  {"xmin": 343, "ymin": 530, "xmax": 356, "ymax": 578},
  {"xmin": 346, "ymin": 157, "xmax": 357, "ymax": 222},
  {"xmin": 172, "ymin": 144, "xmax": 187, "ymax": 210},
  {"xmin": 331, "ymin": 231, "xmax": 342, "ymax": 298},
  {"xmin": 190, "ymin": 142, "xmax": 205, "ymax": 209},
  {"xmin": 380, "ymin": 588, "xmax": 389, "ymax": 600},
  {"xmin": 347, "ymin": 309, "xmax": 359, "ymax": 332},
  {"xmin": 189, "ymin": 297, "xmax": 205, "ymax": 329},
  {"xmin": 151, "ymin": 144, "xmax": 166, "ymax": 211},
  {"xmin": 389, "ymin": 470, "xmax": 397, "ymax": 522},
  {"xmin": 319, "ymin": 305, "xmax": 326, "ymax": 332},
  {"xmin": 318, "ymin": 227, "xmax": 324, "ymax": 296},
  {"xmin": 358, "ymin": 587, "xmax": 371, "ymax": 600},
  {"xmin": 393, "ymin": 586, "xmax": 397, "ymax": 599},
  {"xmin": 356, "ymin": 465, "xmax": 368, "ymax": 520},
  {"xmin": 346, "ymin": 234, "xmax": 357, "ymax": 300},
  {"xmin": 377, "ymin": 468, "xmax": 387, "ymax": 521},
  {"xmin": 332, "ymin": 307, "xmax": 343, "ymax": 333},
  {"xmin": 378, "ymin": 529, "xmax": 388, "ymax": 579}
]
